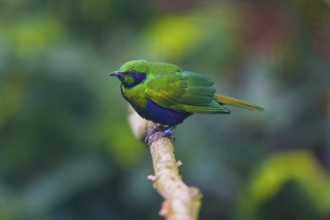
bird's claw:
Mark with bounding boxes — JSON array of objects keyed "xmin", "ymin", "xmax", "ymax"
[{"xmin": 144, "ymin": 125, "xmax": 175, "ymax": 145}]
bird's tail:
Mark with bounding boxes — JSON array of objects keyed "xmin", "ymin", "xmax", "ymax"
[{"xmin": 214, "ymin": 94, "xmax": 264, "ymax": 111}]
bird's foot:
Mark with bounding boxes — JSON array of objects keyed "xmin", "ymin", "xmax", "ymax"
[{"xmin": 144, "ymin": 125, "xmax": 176, "ymax": 145}]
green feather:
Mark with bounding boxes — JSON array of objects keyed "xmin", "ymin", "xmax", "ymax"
[{"xmin": 145, "ymin": 69, "xmax": 229, "ymax": 114}]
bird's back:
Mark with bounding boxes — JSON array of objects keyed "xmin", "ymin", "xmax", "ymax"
[
  {"xmin": 143, "ymin": 63, "xmax": 230, "ymax": 114},
  {"xmin": 148, "ymin": 62, "xmax": 182, "ymax": 77}
]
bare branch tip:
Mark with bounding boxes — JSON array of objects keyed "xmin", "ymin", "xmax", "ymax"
[
  {"xmin": 177, "ymin": 160, "xmax": 183, "ymax": 167},
  {"xmin": 190, "ymin": 186, "xmax": 203, "ymax": 198},
  {"xmin": 159, "ymin": 200, "xmax": 171, "ymax": 218},
  {"xmin": 147, "ymin": 175, "xmax": 157, "ymax": 182}
]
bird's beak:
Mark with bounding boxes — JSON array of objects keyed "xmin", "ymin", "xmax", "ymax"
[{"xmin": 109, "ymin": 71, "xmax": 122, "ymax": 77}]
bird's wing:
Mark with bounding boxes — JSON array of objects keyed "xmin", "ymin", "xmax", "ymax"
[{"xmin": 145, "ymin": 71, "xmax": 229, "ymax": 114}]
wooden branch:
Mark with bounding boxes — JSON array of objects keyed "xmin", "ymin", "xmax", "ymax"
[{"xmin": 128, "ymin": 105, "xmax": 202, "ymax": 220}]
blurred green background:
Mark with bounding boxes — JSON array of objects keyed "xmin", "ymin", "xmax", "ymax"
[{"xmin": 0, "ymin": 0, "xmax": 329, "ymax": 219}]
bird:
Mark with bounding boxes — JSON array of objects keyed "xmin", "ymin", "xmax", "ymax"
[{"xmin": 109, "ymin": 60, "xmax": 263, "ymax": 144}]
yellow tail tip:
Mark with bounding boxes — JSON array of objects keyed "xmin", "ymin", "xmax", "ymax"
[{"xmin": 215, "ymin": 94, "xmax": 264, "ymax": 111}]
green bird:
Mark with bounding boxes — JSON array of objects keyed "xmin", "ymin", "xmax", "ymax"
[{"xmin": 109, "ymin": 60, "xmax": 263, "ymax": 144}]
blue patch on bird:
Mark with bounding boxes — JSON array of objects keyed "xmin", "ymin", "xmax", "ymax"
[{"xmin": 139, "ymin": 99, "xmax": 191, "ymax": 126}]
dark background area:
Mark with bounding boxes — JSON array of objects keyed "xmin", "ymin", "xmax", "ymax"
[{"xmin": 0, "ymin": 0, "xmax": 329, "ymax": 219}]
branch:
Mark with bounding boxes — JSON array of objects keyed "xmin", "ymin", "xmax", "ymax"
[{"xmin": 128, "ymin": 105, "xmax": 202, "ymax": 220}]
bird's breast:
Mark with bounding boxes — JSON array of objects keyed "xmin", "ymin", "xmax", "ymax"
[{"xmin": 120, "ymin": 85, "xmax": 147, "ymax": 110}]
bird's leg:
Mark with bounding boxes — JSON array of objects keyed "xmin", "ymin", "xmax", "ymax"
[
  {"xmin": 145, "ymin": 124, "xmax": 176, "ymax": 145},
  {"xmin": 163, "ymin": 126, "xmax": 176, "ymax": 142}
]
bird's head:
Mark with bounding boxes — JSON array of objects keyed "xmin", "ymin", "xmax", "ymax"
[{"xmin": 109, "ymin": 60, "xmax": 149, "ymax": 88}]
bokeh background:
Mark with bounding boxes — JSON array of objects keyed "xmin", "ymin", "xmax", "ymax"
[{"xmin": 0, "ymin": 0, "xmax": 329, "ymax": 219}]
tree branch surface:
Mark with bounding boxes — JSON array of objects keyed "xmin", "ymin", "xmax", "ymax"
[{"xmin": 128, "ymin": 106, "xmax": 202, "ymax": 220}]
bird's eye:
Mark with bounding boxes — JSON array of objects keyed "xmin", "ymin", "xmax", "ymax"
[
  {"xmin": 130, "ymin": 70, "xmax": 146, "ymax": 83},
  {"xmin": 130, "ymin": 70, "xmax": 141, "ymax": 78}
]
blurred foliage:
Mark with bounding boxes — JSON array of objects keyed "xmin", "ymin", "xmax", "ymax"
[
  {"xmin": 237, "ymin": 150, "xmax": 330, "ymax": 220},
  {"xmin": 0, "ymin": 0, "xmax": 329, "ymax": 220}
]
